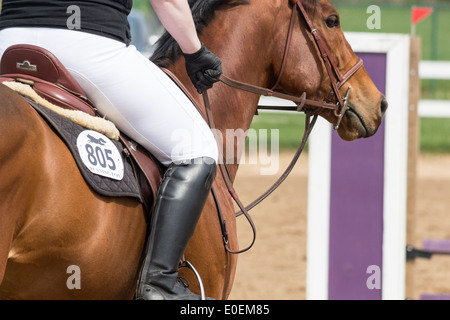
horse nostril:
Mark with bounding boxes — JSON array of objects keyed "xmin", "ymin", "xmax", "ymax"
[{"xmin": 380, "ymin": 96, "xmax": 388, "ymax": 117}]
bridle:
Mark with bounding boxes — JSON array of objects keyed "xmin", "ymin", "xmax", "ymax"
[
  {"xmin": 202, "ymin": 0, "xmax": 364, "ymax": 254},
  {"xmin": 215, "ymin": 0, "xmax": 363, "ymax": 129},
  {"xmin": 273, "ymin": 0, "xmax": 363, "ymax": 129}
]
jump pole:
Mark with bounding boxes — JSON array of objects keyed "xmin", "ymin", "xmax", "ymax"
[{"xmin": 306, "ymin": 33, "xmax": 415, "ymax": 300}]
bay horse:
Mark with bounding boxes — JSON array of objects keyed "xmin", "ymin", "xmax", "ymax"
[{"xmin": 0, "ymin": 0, "xmax": 386, "ymax": 299}]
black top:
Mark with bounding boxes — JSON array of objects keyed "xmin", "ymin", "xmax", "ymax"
[{"xmin": 0, "ymin": 0, "xmax": 133, "ymax": 44}]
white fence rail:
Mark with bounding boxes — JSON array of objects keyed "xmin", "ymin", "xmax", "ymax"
[
  {"xmin": 419, "ymin": 61, "xmax": 450, "ymax": 80},
  {"xmin": 259, "ymin": 60, "xmax": 450, "ymax": 118},
  {"xmin": 419, "ymin": 60, "xmax": 450, "ymax": 118}
]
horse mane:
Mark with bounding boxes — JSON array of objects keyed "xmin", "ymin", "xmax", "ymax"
[
  {"xmin": 150, "ymin": 0, "xmax": 250, "ymax": 67},
  {"xmin": 150, "ymin": 0, "xmax": 318, "ymax": 67}
]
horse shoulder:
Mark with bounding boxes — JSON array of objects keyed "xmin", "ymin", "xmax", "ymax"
[{"xmin": 0, "ymin": 84, "xmax": 47, "ymax": 148}]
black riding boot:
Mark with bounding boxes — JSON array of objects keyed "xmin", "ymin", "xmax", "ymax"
[{"xmin": 136, "ymin": 157, "xmax": 216, "ymax": 300}]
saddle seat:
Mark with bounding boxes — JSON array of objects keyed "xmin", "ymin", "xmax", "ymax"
[
  {"xmin": 0, "ymin": 44, "xmax": 96, "ymax": 116},
  {"xmin": 0, "ymin": 44, "xmax": 163, "ymax": 209}
]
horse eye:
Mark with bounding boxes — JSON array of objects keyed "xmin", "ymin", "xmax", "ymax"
[{"xmin": 326, "ymin": 15, "xmax": 339, "ymax": 28}]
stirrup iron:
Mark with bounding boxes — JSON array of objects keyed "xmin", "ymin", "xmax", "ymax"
[{"xmin": 180, "ymin": 260, "xmax": 206, "ymax": 300}]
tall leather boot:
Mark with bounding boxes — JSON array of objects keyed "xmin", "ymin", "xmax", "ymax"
[{"xmin": 136, "ymin": 157, "xmax": 216, "ymax": 300}]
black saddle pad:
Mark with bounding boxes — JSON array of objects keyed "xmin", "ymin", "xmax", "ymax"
[{"xmin": 25, "ymin": 97, "xmax": 142, "ymax": 202}]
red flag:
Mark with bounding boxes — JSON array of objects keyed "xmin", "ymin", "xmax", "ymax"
[{"xmin": 412, "ymin": 6, "xmax": 433, "ymax": 25}]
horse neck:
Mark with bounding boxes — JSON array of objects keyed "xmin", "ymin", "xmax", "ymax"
[
  {"xmin": 198, "ymin": 6, "xmax": 277, "ymax": 181},
  {"xmin": 169, "ymin": 61, "xmax": 264, "ymax": 182},
  {"xmin": 167, "ymin": 3, "xmax": 285, "ymax": 181}
]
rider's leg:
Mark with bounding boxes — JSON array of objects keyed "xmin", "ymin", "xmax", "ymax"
[{"xmin": 136, "ymin": 156, "xmax": 216, "ymax": 300}]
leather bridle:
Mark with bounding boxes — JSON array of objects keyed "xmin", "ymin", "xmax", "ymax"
[
  {"xmin": 202, "ymin": 0, "xmax": 364, "ymax": 254},
  {"xmin": 215, "ymin": 0, "xmax": 363, "ymax": 129},
  {"xmin": 291, "ymin": 0, "xmax": 363, "ymax": 129}
]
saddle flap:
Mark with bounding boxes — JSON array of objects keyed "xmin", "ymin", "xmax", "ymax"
[
  {"xmin": 0, "ymin": 44, "xmax": 86, "ymax": 96},
  {"xmin": 120, "ymin": 135, "xmax": 163, "ymax": 202}
]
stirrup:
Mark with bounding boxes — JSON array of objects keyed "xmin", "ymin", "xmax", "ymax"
[{"xmin": 179, "ymin": 260, "xmax": 206, "ymax": 300}]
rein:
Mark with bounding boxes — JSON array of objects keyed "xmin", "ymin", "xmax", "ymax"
[
  {"xmin": 203, "ymin": 0, "xmax": 363, "ymax": 254},
  {"xmin": 203, "ymin": 79, "xmax": 317, "ymax": 255}
]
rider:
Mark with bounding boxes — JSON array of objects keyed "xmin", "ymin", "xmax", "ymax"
[{"xmin": 0, "ymin": 0, "xmax": 221, "ymax": 300}]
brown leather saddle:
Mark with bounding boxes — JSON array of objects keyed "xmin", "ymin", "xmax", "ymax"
[{"xmin": 0, "ymin": 44, "xmax": 163, "ymax": 210}]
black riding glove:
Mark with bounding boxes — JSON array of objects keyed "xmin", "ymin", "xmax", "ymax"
[{"xmin": 183, "ymin": 43, "xmax": 222, "ymax": 94}]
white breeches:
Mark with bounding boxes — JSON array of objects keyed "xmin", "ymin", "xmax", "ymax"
[{"xmin": 0, "ymin": 27, "xmax": 218, "ymax": 166}]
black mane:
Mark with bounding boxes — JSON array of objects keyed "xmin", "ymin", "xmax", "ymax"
[{"xmin": 150, "ymin": 0, "xmax": 249, "ymax": 67}]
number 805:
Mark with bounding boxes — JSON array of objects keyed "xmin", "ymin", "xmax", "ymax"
[{"xmin": 85, "ymin": 144, "xmax": 116, "ymax": 170}]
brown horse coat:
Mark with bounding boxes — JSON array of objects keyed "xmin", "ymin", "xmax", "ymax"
[{"xmin": 0, "ymin": 0, "xmax": 385, "ymax": 299}]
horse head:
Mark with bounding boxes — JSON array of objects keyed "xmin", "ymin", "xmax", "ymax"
[
  {"xmin": 270, "ymin": 0, "xmax": 387, "ymax": 141},
  {"xmin": 153, "ymin": 0, "xmax": 386, "ymax": 143}
]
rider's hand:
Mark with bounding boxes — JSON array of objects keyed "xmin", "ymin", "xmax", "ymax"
[{"xmin": 183, "ymin": 43, "xmax": 222, "ymax": 94}]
